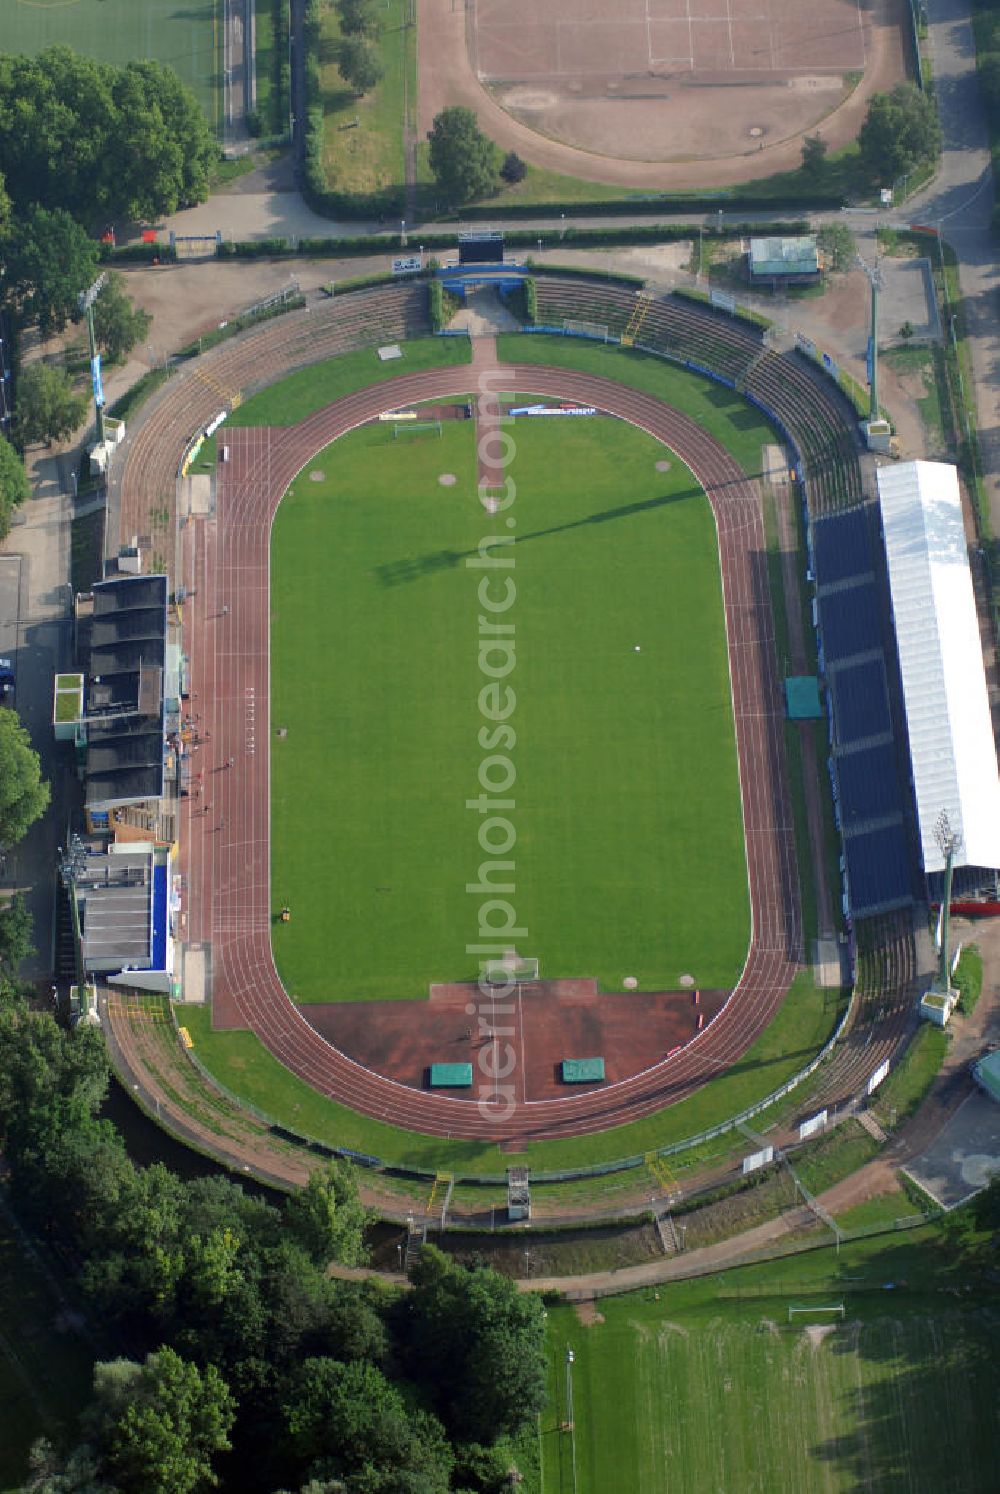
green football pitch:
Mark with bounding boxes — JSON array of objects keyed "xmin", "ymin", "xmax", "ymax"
[
  {"xmin": 270, "ymin": 412, "xmax": 749, "ymax": 1004},
  {"xmin": 0, "ymin": 0, "xmax": 220, "ymax": 130},
  {"xmin": 541, "ymin": 1260, "xmax": 1000, "ymax": 1493}
]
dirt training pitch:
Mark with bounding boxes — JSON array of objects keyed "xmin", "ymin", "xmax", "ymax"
[
  {"xmin": 474, "ymin": 0, "xmax": 871, "ymax": 162},
  {"xmin": 473, "ymin": 0, "xmax": 867, "ymax": 82},
  {"xmin": 419, "ymin": 0, "xmax": 907, "ymax": 179}
]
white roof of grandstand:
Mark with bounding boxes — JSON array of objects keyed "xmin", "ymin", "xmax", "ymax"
[{"xmin": 877, "ymin": 461, "xmax": 1000, "ymax": 874}]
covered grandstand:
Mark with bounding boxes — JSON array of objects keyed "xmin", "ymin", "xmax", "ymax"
[
  {"xmin": 878, "ymin": 461, "xmax": 1000, "ymax": 901},
  {"xmin": 809, "ymin": 502, "xmax": 917, "ymax": 917}
]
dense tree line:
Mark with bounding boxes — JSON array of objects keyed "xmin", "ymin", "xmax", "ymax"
[
  {"xmin": 0, "ymin": 48, "xmax": 215, "ymax": 226},
  {"xmin": 0, "ymin": 963, "xmax": 545, "ymax": 1492}
]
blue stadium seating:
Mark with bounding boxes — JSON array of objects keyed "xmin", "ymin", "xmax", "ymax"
[
  {"xmin": 828, "ymin": 657, "xmax": 891, "ymax": 745},
  {"xmin": 843, "ymin": 823, "xmax": 914, "ymax": 914},
  {"xmin": 835, "ymin": 744, "xmax": 903, "ymax": 827},
  {"xmin": 809, "ymin": 506, "xmax": 916, "ymax": 916},
  {"xmin": 812, "ymin": 507, "xmax": 872, "ymax": 585},
  {"xmin": 817, "ymin": 581, "xmax": 882, "ymax": 661}
]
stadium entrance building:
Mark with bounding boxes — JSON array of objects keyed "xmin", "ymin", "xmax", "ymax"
[{"xmin": 437, "ymin": 229, "xmax": 527, "ymax": 298}]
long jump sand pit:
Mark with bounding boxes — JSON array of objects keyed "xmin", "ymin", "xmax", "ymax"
[{"xmin": 421, "ymin": 0, "xmax": 908, "ymax": 174}]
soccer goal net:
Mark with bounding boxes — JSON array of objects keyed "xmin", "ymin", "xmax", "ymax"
[
  {"xmin": 787, "ymin": 1303, "xmax": 845, "ymax": 1323},
  {"xmin": 393, "ymin": 419, "xmax": 442, "ymax": 439},
  {"xmin": 484, "ymin": 956, "xmax": 539, "ymax": 986},
  {"xmin": 563, "ymin": 318, "xmax": 610, "ymax": 342}
]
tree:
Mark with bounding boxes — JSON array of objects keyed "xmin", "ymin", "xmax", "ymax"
[
  {"xmin": 338, "ymin": 37, "xmax": 383, "ymax": 96},
  {"xmin": 4, "ymin": 205, "xmax": 98, "ymax": 335},
  {"xmin": 427, "ymin": 107, "xmax": 501, "ymax": 204},
  {"xmin": 85, "ymin": 1347, "xmax": 235, "ymax": 1494},
  {"xmin": 0, "ymin": 169, "xmax": 10, "ymax": 236},
  {"xmin": 817, "ymin": 223, "xmax": 855, "ymax": 273},
  {"xmin": 500, "ymin": 151, "xmax": 527, "ymax": 184},
  {"xmin": 92, "ymin": 272, "xmax": 151, "ymax": 364},
  {"xmin": 405, "ymin": 1247, "xmax": 546, "ymax": 1442},
  {"xmin": 800, "ymin": 133, "xmax": 828, "ymax": 177},
  {"xmin": 13, "ymin": 364, "xmax": 88, "ymax": 448},
  {"xmin": 107, "ymin": 60, "xmax": 216, "ymax": 220},
  {"xmin": 0, "ymin": 435, "xmax": 30, "ymax": 542},
  {"xmin": 284, "ymin": 1357, "xmax": 452, "ymax": 1491},
  {"xmin": 285, "ymin": 1161, "xmax": 368, "ymax": 1267},
  {"xmin": 858, "ymin": 83, "xmax": 941, "ymax": 184},
  {"xmin": 0, "ymin": 892, "xmax": 34, "ymax": 977},
  {"xmin": 0, "ymin": 49, "xmax": 215, "ymax": 225},
  {"xmin": 337, "ymin": 0, "xmax": 380, "ymax": 38},
  {"xmin": 980, "ymin": 54, "xmax": 1000, "ymax": 119},
  {"xmin": 0, "ymin": 708, "xmax": 49, "ymax": 847}
]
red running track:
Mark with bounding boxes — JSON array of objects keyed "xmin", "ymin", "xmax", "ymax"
[{"xmin": 182, "ymin": 365, "xmax": 801, "ymax": 1142}]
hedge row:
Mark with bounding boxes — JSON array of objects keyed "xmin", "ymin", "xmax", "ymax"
[
  {"xmin": 99, "ymin": 241, "xmax": 177, "ymax": 264},
  {"xmin": 525, "ymin": 261, "xmax": 645, "ymax": 286},
  {"xmin": 452, "ymin": 196, "xmax": 842, "ymax": 222},
  {"xmin": 214, "ymin": 219, "xmax": 809, "ymax": 262},
  {"xmin": 273, "ymin": 0, "xmax": 290, "ymax": 137},
  {"xmin": 174, "ymin": 293, "xmax": 306, "ymax": 359}
]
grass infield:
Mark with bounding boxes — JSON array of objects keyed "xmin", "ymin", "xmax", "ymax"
[
  {"xmin": 270, "ymin": 412, "xmax": 748, "ymax": 1001},
  {"xmin": 541, "ymin": 1230, "xmax": 999, "ymax": 1494},
  {"xmin": 0, "ymin": 0, "xmax": 221, "ymax": 132}
]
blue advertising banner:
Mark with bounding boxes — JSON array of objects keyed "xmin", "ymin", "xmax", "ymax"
[{"xmin": 91, "ymin": 354, "xmax": 105, "ymax": 408}]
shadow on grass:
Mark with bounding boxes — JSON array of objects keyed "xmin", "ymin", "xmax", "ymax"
[{"xmin": 373, "ymin": 476, "xmax": 767, "ymax": 586}]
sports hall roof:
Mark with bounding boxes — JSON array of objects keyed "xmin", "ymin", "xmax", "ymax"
[{"xmin": 877, "ymin": 461, "xmax": 1000, "ymax": 875}]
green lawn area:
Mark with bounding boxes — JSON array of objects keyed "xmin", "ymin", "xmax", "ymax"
[
  {"xmin": 318, "ymin": 0, "xmax": 413, "ymax": 196},
  {"xmin": 224, "ymin": 335, "xmax": 470, "ymax": 430},
  {"xmin": 496, "ymin": 333, "xmax": 778, "ymax": 478},
  {"xmin": 541, "ymin": 1232, "xmax": 999, "ymax": 1494},
  {"xmin": 883, "ymin": 343, "xmax": 952, "ymax": 456},
  {"xmin": 0, "ymin": 0, "xmax": 220, "ymax": 133},
  {"xmin": 869, "ymin": 1023, "xmax": 949, "ymax": 1132},
  {"xmin": 271, "ymin": 412, "xmax": 747, "ymax": 1001},
  {"xmin": 0, "ymin": 1202, "xmax": 94, "ymax": 1493},
  {"xmin": 253, "ymin": 0, "xmax": 284, "ymax": 136}
]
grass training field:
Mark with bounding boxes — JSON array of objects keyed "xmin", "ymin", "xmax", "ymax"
[
  {"xmin": 541, "ymin": 1233, "xmax": 1000, "ymax": 1494},
  {"xmin": 270, "ymin": 411, "xmax": 748, "ymax": 1002},
  {"xmin": 0, "ymin": 0, "xmax": 220, "ymax": 130}
]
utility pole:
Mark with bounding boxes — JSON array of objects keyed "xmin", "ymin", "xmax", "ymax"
[{"xmin": 78, "ymin": 273, "xmax": 108, "ymax": 447}]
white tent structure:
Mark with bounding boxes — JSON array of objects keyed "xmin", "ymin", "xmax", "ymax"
[{"xmin": 877, "ymin": 460, "xmax": 1000, "ymax": 875}]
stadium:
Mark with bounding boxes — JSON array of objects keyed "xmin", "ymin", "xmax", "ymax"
[{"xmin": 100, "ymin": 246, "xmax": 999, "ymax": 1196}]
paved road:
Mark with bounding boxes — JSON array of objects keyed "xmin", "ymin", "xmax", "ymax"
[
  {"xmin": 905, "ymin": 0, "xmax": 1000, "ymax": 531},
  {"xmin": 0, "ymin": 495, "xmax": 76, "ymax": 982}
]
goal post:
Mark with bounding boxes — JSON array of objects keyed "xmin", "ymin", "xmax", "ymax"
[
  {"xmin": 787, "ymin": 1303, "xmax": 845, "ymax": 1323},
  {"xmin": 393, "ymin": 419, "xmax": 442, "ymax": 439},
  {"xmin": 484, "ymin": 955, "xmax": 539, "ymax": 986},
  {"xmin": 563, "ymin": 318, "xmax": 610, "ymax": 342}
]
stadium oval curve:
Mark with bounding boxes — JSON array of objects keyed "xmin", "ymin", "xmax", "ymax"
[{"xmin": 163, "ymin": 363, "xmax": 801, "ymax": 1143}]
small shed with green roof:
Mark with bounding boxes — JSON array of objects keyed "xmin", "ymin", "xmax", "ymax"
[
  {"xmin": 428, "ymin": 1062, "xmax": 474, "ymax": 1089},
  {"xmin": 561, "ymin": 1057, "xmax": 606, "ymax": 1084}
]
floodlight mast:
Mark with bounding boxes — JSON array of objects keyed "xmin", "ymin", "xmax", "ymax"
[
  {"xmin": 856, "ymin": 251, "xmax": 883, "ymax": 423},
  {"xmin": 933, "ymin": 811, "xmax": 963, "ymax": 994},
  {"xmin": 78, "ymin": 273, "xmax": 107, "ymax": 447}
]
